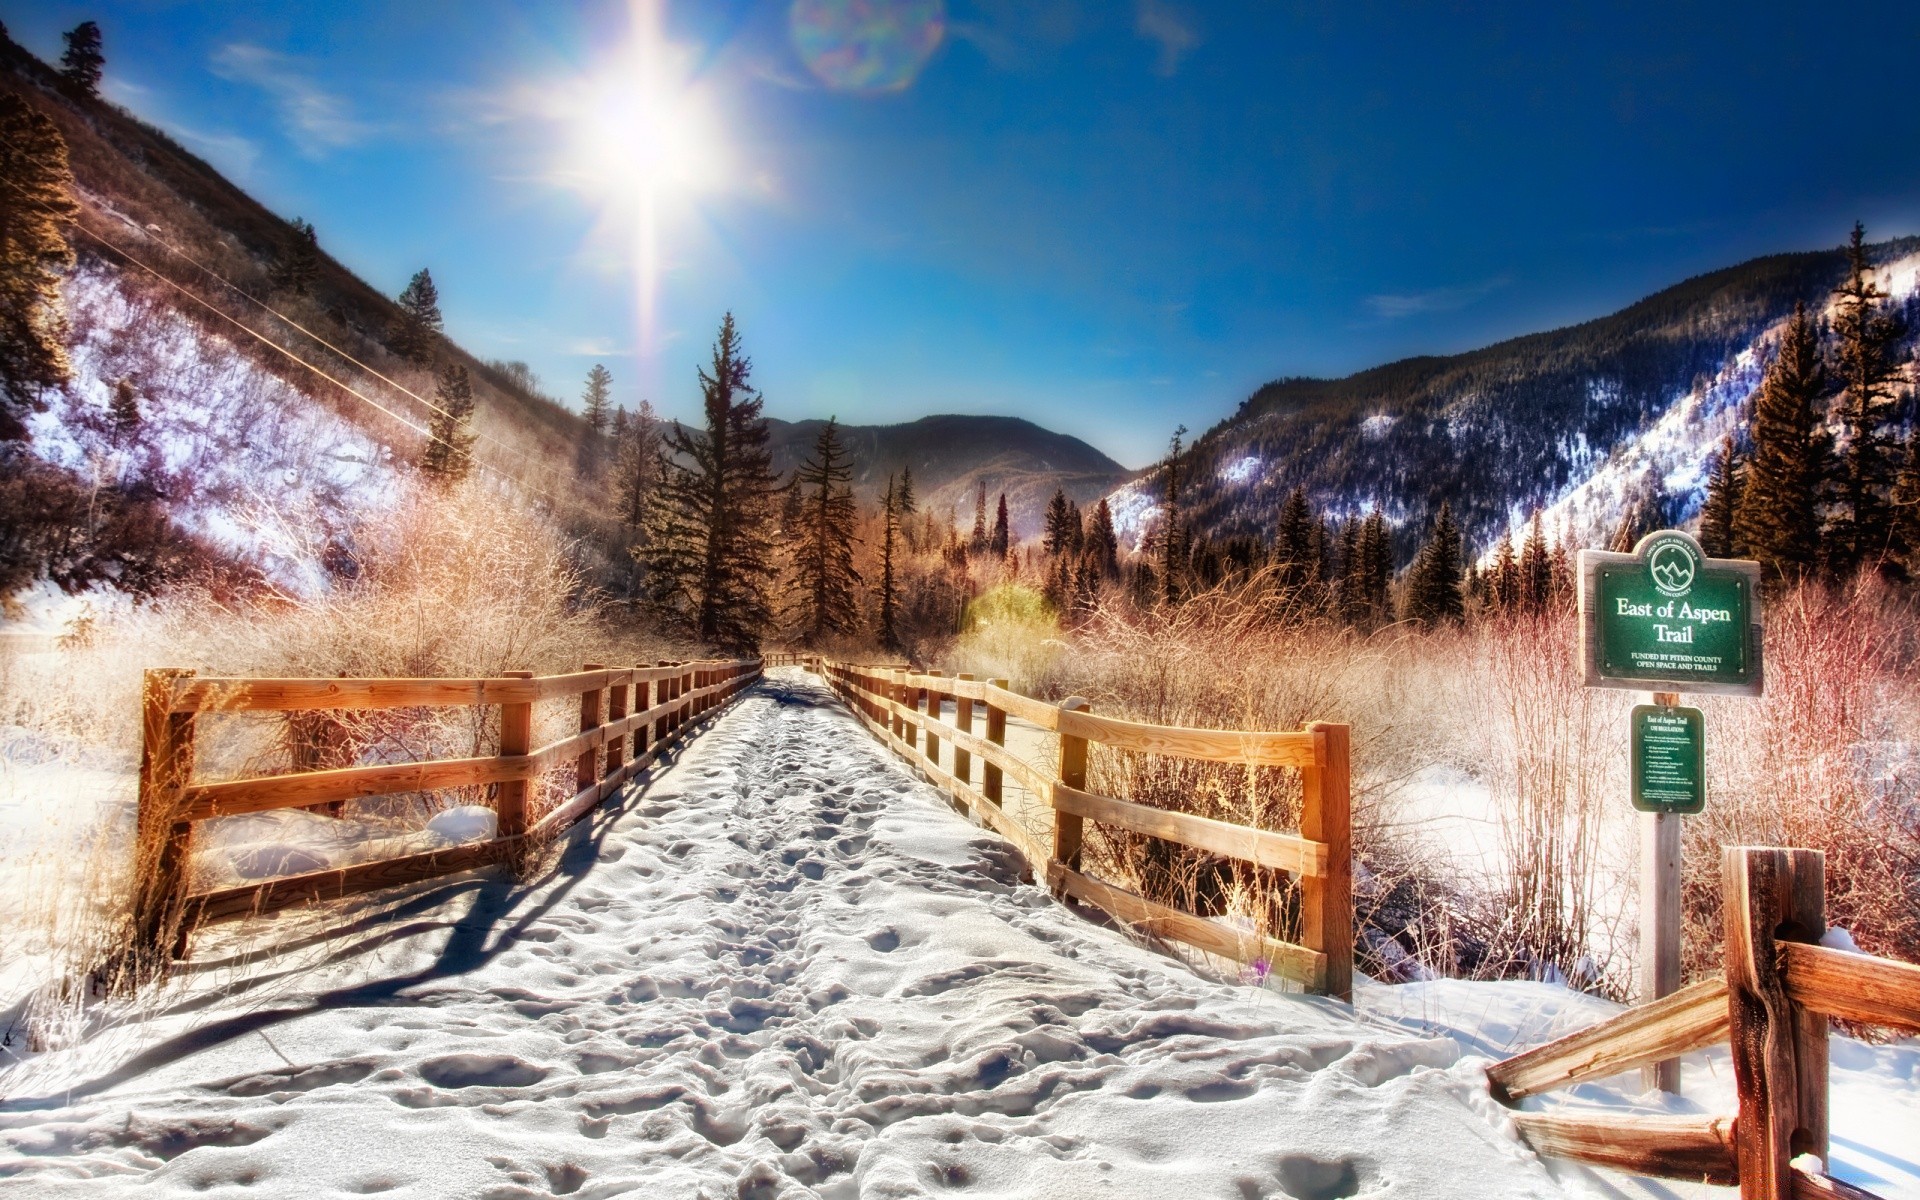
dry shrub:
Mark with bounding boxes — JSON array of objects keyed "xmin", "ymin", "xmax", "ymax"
[{"xmin": 1686, "ymin": 579, "xmax": 1920, "ymax": 975}]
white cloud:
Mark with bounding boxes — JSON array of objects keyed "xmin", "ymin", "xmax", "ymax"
[
  {"xmin": 211, "ymin": 43, "xmax": 377, "ymax": 156},
  {"xmin": 1364, "ymin": 276, "xmax": 1511, "ymax": 320},
  {"xmin": 1136, "ymin": 0, "xmax": 1200, "ymax": 77}
]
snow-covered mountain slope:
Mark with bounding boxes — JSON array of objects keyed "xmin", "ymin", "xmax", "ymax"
[{"xmin": 1113, "ymin": 240, "xmax": 1920, "ymax": 559}]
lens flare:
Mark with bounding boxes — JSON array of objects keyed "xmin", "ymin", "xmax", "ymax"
[{"xmin": 790, "ymin": 0, "xmax": 945, "ymax": 95}]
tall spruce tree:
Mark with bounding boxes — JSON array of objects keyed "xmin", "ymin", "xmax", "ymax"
[
  {"xmin": 970, "ymin": 480, "xmax": 989, "ymax": 551},
  {"xmin": 1891, "ymin": 436, "xmax": 1920, "ymax": 574},
  {"xmin": 270, "ymin": 218, "xmax": 320, "ymax": 296},
  {"xmin": 877, "ymin": 475, "xmax": 900, "ymax": 650},
  {"xmin": 109, "ymin": 377, "xmax": 140, "ymax": 446},
  {"xmin": 1275, "ymin": 486, "xmax": 1313, "ymax": 593},
  {"xmin": 392, "ymin": 269, "xmax": 444, "ymax": 364},
  {"xmin": 1698, "ymin": 437, "xmax": 1743, "ymax": 558},
  {"xmin": 0, "ymin": 94, "xmax": 80, "ymax": 442},
  {"xmin": 581, "ymin": 364, "xmax": 612, "ymax": 436},
  {"xmin": 419, "ymin": 362, "xmax": 476, "ymax": 483},
  {"xmin": 1160, "ymin": 425, "xmax": 1188, "ymax": 603},
  {"xmin": 990, "ymin": 493, "xmax": 1010, "ymax": 558},
  {"xmin": 641, "ymin": 314, "xmax": 782, "ymax": 650},
  {"xmin": 898, "ymin": 464, "xmax": 917, "ymax": 517},
  {"xmin": 1490, "ymin": 530, "xmax": 1519, "ymax": 613},
  {"xmin": 1087, "ymin": 497, "xmax": 1120, "ymax": 577},
  {"xmin": 612, "ymin": 400, "xmax": 659, "ymax": 531},
  {"xmin": 1734, "ymin": 303, "xmax": 1828, "ymax": 579},
  {"xmin": 1519, "ymin": 510, "xmax": 1551, "ymax": 611},
  {"xmin": 1359, "ymin": 511, "xmax": 1394, "ymax": 624},
  {"xmin": 60, "ymin": 22, "xmax": 104, "ymax": 98},
  {"xmin": 788, "ymin": 418, "xmax": 862, "ymax": 644},
  {"xmin": 1404, "ymin": 503, "xmax": 1465, "ymax": 627},
  {"xmin": 1827, "ymin": 223, "xmax": 1904, "ymax": 573},
  {"xmin": 1043, "ymin": 488, "xmax": 1076, "ymax": 555}
]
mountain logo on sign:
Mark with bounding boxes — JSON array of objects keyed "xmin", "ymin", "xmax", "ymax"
[{"xmin": 1648, "ymin": 541, "xmax": 1697, "ymax": 597}]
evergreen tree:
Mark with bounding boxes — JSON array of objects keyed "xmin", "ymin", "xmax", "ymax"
[
  {"xmin": 1087, "ymin": 497, "xmax": 1120, "ymax": 577},
  {"xmin": 641, "ymin": 314, "xmax": 782, "ymax": 650},
  {"xmin": 970, "ymin": 480, "xmax": 989, "ymax": 552},
  {"xmin": 898, "ymin": 464, "xmax": 917, "ymax": 517},
  {"xmin": 1275, "ymin": 486, "xmax": 1313, "ymax": 593},
  {"xmin": 1698, "ymin": 437, "xmax": 1742, "ymax": 558},
  {"xmin": 1490, "ymin": 530, "xmax": 1519, "ymax": 613},
  {"xmin": 1827, "ymin": 222, "xmax": 1904, "ymax": 573},
  {"xmin": 269, "ymin": 218, "xmax": 320, "ymax": 296},
  {"xmin": 1043, "ymin": 488, "xmax": 1076, "ymax": 555},
  {"xmin": 109, "ymin": 378, "xmax": 140, "ymax": 446},
  {"xmin": 1891, "ymin": 435, "xmax": 1920, "ymax": 574},
  {"xmin": 877, "ymin": 476, "xmax": 900, "ymax": 651},
  {"xmin": 990, "ymin": 493, "xmax": 1010, "ymax": 557},
  {"xmin": 0, "ymin": 93, "xmax": 80, "ymax": 442},
  {"xmin": 612, "ymin": 399, "xmax": 659, "ymax": 532},
  {"xmin": 1519, "ymin": 510, "xmax": 1551, "ymax": 611},
  {"xmin": 1337, "ymin": 517, "xmax": 1367, "ymax": 624},
  {"xmin": 1161, "ymin": 425, "xmax": 1188, "ymax": 603},
  {"xmin": 787, "ymin": 418, "xmax": 862, "ymax": 644},
  {"xmin": 1404, "ymin": 502, "xmax": 1465, "ymax": 627},
  {"xmin": 418, "ymin": 362, "xmax": 476, "ymax": 483},
  {"xmin": 60, "ymin": 21, "xmax": 104, "ymax": 98},
  {"xmin": 392, "ymin": 268, "xmax": 444, "ymax": 364},
  {"xmin": 581, "ymin": 363, "xmax": 612, "ymax": 436},
  {"xmin": 1358, "ymin": 511, "xmax": 1394, "ymax": 623},
  {"xmin": 1734, "ymin": 303, "xmax": 1828, "ymax": 579}
]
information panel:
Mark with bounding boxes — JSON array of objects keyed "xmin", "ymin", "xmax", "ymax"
[
  {"xmin": 1579, "ymin": 531, "xmax": 1764, "ymax": 696},
  {"xmin": 1631, "ymin": 704, "xmax": 1705, "ymax": 814}
]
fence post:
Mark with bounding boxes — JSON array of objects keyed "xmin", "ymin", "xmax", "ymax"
[
  {"xmin": 652, "ymin": 661, "xmax": 672, "ymax": 746},
  {"xmin": 1054, "ymin": 698, "xmax": 1090, "ymax": 873},
  {"xmin": 925, "ymin": 672, "xmax": 944, "ymax": 767},
  {"xmin": 890, "ymin": 671, "xmax": 905, "ymax": 742},
  {"xmin": 1725, "ymin": 847, "xmax": 1828, "ymax": 1200},
  {"xmin": 953, "ymin": 673, "xmax": 975, "ymax": 786},
  {"xmin": 1301, "ymin": 721, "xmax": 1353, "ymax": 1002},
  {"xmin": 606, "ymin": 670, "xmax": 629, "ymax": 779},
  {"xmin": 983, "ymin": 679, "xmax": 1008, "ymax": 805},
  {"xmin": 134, "ymin": 668, "xmax": 197, "ymax": 961},
  {"xmin": 496, "ymin": 670, "xmax": 534, "ymax": 839},
  {"xmin": 578, "ymin": 663, "xmax": 605, "ymax": 798},
  {"xmin": 634, "ymin": 666, "xmax": 653, "ymax": 758}
]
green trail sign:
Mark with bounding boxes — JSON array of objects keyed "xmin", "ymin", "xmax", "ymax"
[
  {"xmin": 1579, "ymin": 530, "xmax": 1764, "ymax": 696},
  {"xmin": 1631, "ymin": 704, "xmax": 1706, "ymax": 814}
]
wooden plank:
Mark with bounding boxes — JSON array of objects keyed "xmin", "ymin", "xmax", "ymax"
[
  {"xmin": 577, "ymin": 664, "xmax": 604, "ymax": 795},
  {"xmin": 1056, "ymin": 707, "xmax": 1318, "ymax": 767},
  {"xmin": 172, "ymin": 676, "xmax": 539, "ymax": 714},
  {"xmin": 1510, "ymin": 1111, "xmax": 1737, "ymax": 1185},
  {"xmin": 984, "ymin": 679, "xmax": 1008, "ymax": 804},
  {"xmin": 1781, "ymin": 942, "xmax": 1920, "ymax": 1033},
  {"xmin": 1301, "ymin": 721, "xmax": 1353, "ymax": 1002},
  {"xmin": 136, "ymin": 668, "xmax": 196, "ymax": 959},
  {"xmin": 605, "ymin": 674, "xmax": 628, "ymax": 778},
  {"xmin": 1725, "ymin": 847, "xmax": 1825, "ymax": 1199},
  {"xmin": 182, "ymin": 755, "xmax": 533, "ymax": 819},
  {"xmin": 1792, "ymin": 1170, "xmax": 1887, "ymax": 1200},
  {"xmin": 1046, "ymin": 862, "xmax": 1325, "ymax": 988},
  {"xmin": 496, "ymin": 671, "xmax": 533, "ymax": 839},
  {"xmin": 1052, "ymin": 783, "xmax": 1328, "ymax": 878},
  {"xmin": 1053, "ymin": 698, "xmax": 1090, "ymax": 872},
  {"xmin": 984, "ymin": 683, "xmax": 1061, "ymax": 730},
  {"xmin": 953, "ymin": 673, "xmax": 975, "ymax": 786},
  {"xmin": 1641, "ymin": 804, "xmax": 1685, "ymax": 1091},
  {"xmin": 1487, "ymin": 978, "xmax": 1730, "ymax": 1101},
  {"xmin": 183, "ymin": 838, "xmax": 515, "ymax": 926}
]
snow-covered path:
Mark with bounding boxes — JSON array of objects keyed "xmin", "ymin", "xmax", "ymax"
[{"xmin": 0, "ymin": 671, "xmax": 1564, "ymax": 1198}]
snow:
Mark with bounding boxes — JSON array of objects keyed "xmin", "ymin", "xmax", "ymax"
[
  {"xmin": 0, "ymin": 670, "xmax": 1569, "ymax": 1197},
  {"xmin": 1219, "ymin": 454, "xmax": 1263, "ymax": 485}
]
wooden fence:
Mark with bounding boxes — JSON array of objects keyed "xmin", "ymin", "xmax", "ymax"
[
  {"xmin": 811, "ymin": 658, "xmax": 1353, "ymax": 1000},
  {"xmin": 135, "ymin": 658, "xmax": 761, "ymax": 958},
  {"xmin": 1487, "ymin": 846, "xmax": 1920, "ymax": 1200}
]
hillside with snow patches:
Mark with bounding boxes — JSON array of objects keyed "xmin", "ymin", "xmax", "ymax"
[{"xmin": 1106, "ymin": 241, "xmax": 1920, "ymax": 560}]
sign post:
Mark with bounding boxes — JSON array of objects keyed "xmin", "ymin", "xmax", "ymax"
[{"xmin": 1579, "ymin": 531, "xmax": 1762, "ymax": 1094}]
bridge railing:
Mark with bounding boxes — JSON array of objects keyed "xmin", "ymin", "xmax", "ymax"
[
  {"xmin": 134, "ymin": 657, "xmax": 762, "ymax": 959},
  {"xmin": 1487, "ymin": 846, "xmax": 1920, "ymax": 1200},
  {"xmin": 811, "ymin": 657, "xmax": 1352, "ymax": 1000}
]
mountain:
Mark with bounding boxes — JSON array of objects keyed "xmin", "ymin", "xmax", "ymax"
[
  {"xmin": 765, "ymin": 415, "xmax": 1132, "ymax": 540},
  {"xmin": 1111, "ymin": 241, "xmax": 1920, "ymax": 561}
]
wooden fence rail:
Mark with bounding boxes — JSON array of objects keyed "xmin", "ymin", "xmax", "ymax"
[
  {"xmin": 1487, "ymin": 845, "xmax": 1920, "ymax": 1200},
  {"xmin": 135, "ymin": 657, "xmax": 763, "ymax": 958},
  {"xmin": 808, "ymin": 657, "xmax": 1353, "ymax": 1000}
]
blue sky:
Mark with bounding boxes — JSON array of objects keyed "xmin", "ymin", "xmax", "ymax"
[{"xmin": 6, "ymin": 1, "xmax": 1920, "ymax": 467}]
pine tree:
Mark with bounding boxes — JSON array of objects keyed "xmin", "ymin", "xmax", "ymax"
[
  {"xmin": 1359, "ymin": 511, "xmax": 1394, "ymax": 624},
  {"xmin": 392, "ymin": 268, "xmax": 444, "ymax": 364},
  {"xmin": 1087, "ymin": 497, "xmax": 1120, "ymax": 577},
  {"xmin": 1161, "ymin": 425, "xmax": 1188, "ymax": 603},
  {"xmin": 970, "ymin": 480, "xmax": 989, "ymax": 552},
  {"xmin": 1490, "ymin": 530, "xmax": 1519, "ymax": 613},
  {"xmin": 1891, "ymin": 435, "xmax": 1920, "ymax": 574},
  {"xmin": 1734, "ymin": 303, "xmax": 1828, "ymax": 579},
  {"xmin": 109, "ymin": 378, "xmax": 140, "ymax": 446},
  {"xmin": 612, "ymin": 400, "xmax": 659, "ymax": 532},
  {"xmin": 788, "ymin": 418, "xmax": 862, "ymax": 644},
  {"xmin": 990, "ymin": 493, "xmax": 1010, "ymax": 558},
  {"xmin": 419, "ymin": 362, "xmax": 476, "ymax": 482},
  {"xmin": 641, "ymin": 314, "xmax": 782, "ymax": 650},
  {"xmin": 1336, "ymin": 517, "xmax": 1366, "ymax": 624},
  {"xmin": 1043, "ymin": 488, "xmax": 1076, "ymax": 555},
  {"xmin": 1827, "ymin": 222, "xmax": 1904, "ymax": 573},
  {"xmin": 1698, "ymin": 437, "xmax": 1742, "ymax": 558},
  {"xmin": 269, "ymin": 218, "xmax": 321, "ymax": 296},
  {"xmin": 581, "ymin": 364, "xmax": 612, "ymax": 436},
  {"xmin": 0, "ymin": 94, "xmax": 80, "ymax": 442},
  {"xmin": 877, "ymin": 475, "xmax": 900, "ymax": 651},
  {"xmin": 1519, "ymin": 510, "xmax": 1551, "ymax": 611},
  {"xmin": 1275, "ymin": 486, "xmax": 1313, "ymax": 593},
  {"xmin": 898, "ymin": 464, "xmax": 917, "ymax": 517},
  {"xmin": 60, "ymin": 22, "xmax": 104, "ymax": 98},
  {"xmin": 1404, "ymin": 502, "xmax": 1465, "ymax": 627}
]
